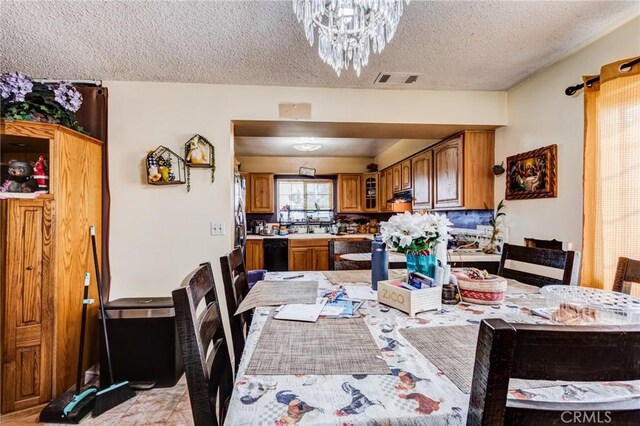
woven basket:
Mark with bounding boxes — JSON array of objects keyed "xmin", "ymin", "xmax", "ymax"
[{"xmin": 454, "ymin": 273, "xmax": 508, "ymax": 305}]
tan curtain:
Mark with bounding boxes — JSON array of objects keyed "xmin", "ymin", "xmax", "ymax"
[{"xmin": 582, "ymin": 57, "xmax": 640, "ymax": 291}]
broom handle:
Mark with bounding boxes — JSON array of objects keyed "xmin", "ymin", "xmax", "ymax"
[
  {"xmin": 76, "ymin": 272, "xmax": 91, "ymax": 394},
  {"xmin": 90, "ymin": 225, "xmax": 115, "ymax": 384}
]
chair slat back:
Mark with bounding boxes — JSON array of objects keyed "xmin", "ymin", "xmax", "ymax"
[
  {"xmin": 613, "ymin": 257, "xmax": 640, "ymax": 295},
  {"xmin": 467, "ymin": 318, "xmax": 640, "ymax": 425},
  {"xmin": 329, "ymin": 240, "xmax": 373, "ymax": 270},
  {"xmin": 172, "ymin": 262, "xmax": 233, "ymax": 426},
  {"xmin": 498, "ymin": 243, "xmax": 580, "ymax": 287},
  {"xmin": 219, "ymin": 247, "xmax": 249, "ymax": 371}
]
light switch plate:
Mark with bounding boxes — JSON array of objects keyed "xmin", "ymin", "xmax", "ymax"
[{"xmin": 210, "ymin": 222, "xmax": 225, "ymax": 236}]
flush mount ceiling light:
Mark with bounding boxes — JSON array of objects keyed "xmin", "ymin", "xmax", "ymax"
[
  {"xmin": 293, "ymin": 0, "xmax": 410, "ymax": 77},
  {"xmin": 292, "ymin": 139, "xmax": 323, "ymax": 152}
]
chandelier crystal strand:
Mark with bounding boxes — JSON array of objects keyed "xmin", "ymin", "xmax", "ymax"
[{"xmin": 293, "ymin": 0, "xmax": 409, "ymax": 77}]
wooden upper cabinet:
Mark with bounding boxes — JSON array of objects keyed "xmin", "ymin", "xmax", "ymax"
[
  {"xmin": 462, "ymin": 131, "xmax": 495, "ymax": 210},
  {"xmin": 432, "ymin": 131, "xmax": 495, "ymax": 210},
  {"xmin": 361, "ymin": 173, "xmax": 379, "ymax": 212},
  {"xmin": 385, "ymin": 169, "xmax": 394, "ymax": 208},
  {"xmin": 412, "ymin": 151, "xmax": 433, "ymax": 211},
  {"xmin": 434, "ymin": 136, "xmax": 463, "ymax": 209},
  {"xmin": 337, "ymin": 174, "xmax": 362, "ymax": 213},
  {"xmin": 401, "ymin": 159, "xmax": 412, "ymax": 191},
  {"xmin": 249, "ymin": 173, "xmax": 274, "ymax": 213},
  {"xmin": 378, "ymin": 170, "xmax": 387, "ymax": 212},
  {"xmin": 392, "ymin": 164, "xmax": 402, "ymax": 193}
]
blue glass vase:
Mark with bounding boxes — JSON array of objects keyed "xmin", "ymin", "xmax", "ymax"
[{"xmin": 406, "ymin": 253, "xmax": 437, "ymax": 279}]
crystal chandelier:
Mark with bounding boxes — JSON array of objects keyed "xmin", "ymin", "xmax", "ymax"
[{"xmin": 293, "ymin": 0, "xmax": 410, "ymax": 77}]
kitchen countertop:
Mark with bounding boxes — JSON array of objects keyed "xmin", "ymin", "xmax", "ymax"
[
  {"xmin": 246, "ymin": 234, "xmax": 501, "ymax": 262},
  {"xmin": 246, "ymin": 233, "xmax": 374, "ymax": 240}
]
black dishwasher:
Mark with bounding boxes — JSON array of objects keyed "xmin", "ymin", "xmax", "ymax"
[{"xmin": 263, "ymin": 238, "xmax": 289, "ymax": 271}]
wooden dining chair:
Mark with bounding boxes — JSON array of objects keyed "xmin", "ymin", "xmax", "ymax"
[
  {"xmin": 498, "ymin": 243, "xmax": 580, "ymax": 288},
  {"xmin": 467, "ymin": 318, "xmax": 640, "ymax": 425},
  {"xmin": 172, "ymin": 262, "xmax": 234, "ymax": 426},
  {"xmin": 329, "ymin": 240, "xmax": 372, "ymax": 270},
  {"xmin": 219, "ymin": 247, "xmax": 249, "ymax": 370},
  {"xmin": 613, "ymin": 257, "xmax": 640, "ymax": 295},
  {"xmin": 524, "ymin": 237, "xmax": 563, "ymax": 250}
]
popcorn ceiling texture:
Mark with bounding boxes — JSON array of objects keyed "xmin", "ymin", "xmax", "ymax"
[{"xmin": 0, "ymin": 1, "xmax": 637, "ymax": 90}]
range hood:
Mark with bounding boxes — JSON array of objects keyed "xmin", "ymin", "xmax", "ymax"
[
  {"xmin": 388, "ymin": 190, "xmax": 412, "ymax": 203},
  {"xmin": 387, "ymin": 190, "xmax": 412, "ymax": 212}
]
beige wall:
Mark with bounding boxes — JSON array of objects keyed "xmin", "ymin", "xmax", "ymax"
[
  {"xmin": 495, "ymin": 16, "xmax": 640, "ymax": 251},
  {"xmin": 105, "ymin": 82, "xmax": 506, "ymax": 361},
  {"xmin": 374, "ymin": 139, "xmax": 439, "ymax": 169},
  {"xmin": 237, "ymin": 156, "xmax": 373, "ymax": 174}
]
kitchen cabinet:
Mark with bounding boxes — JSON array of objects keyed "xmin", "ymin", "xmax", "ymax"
[
  {"xmin": 361, "ymin": 173, "xmax": 379, "ymax": 212},
  {"xmin": 248, "ymin": 173, "xmax": 274, "ymax": 213},
  {"xmin": 385, "ymin": 169, "xmax": 394, "ymax": 209},
  {"xmin": 1, "ymin": 121, "xmax": 103, "ymax": 413},
  {"xmin": 401, "ymin": 159, "xmax": 412, "ymax": 190},
  {"xmin": 392, "ymin": 164, "xmax": 402, "ymax": 193},
  {"xmin": 433, "ymin": 131, "xmax": 495, "ymax": 210},
  {"xmin": 288, "ymin": 239, "xmax": 330, "ymax": 271},
  {"xmin": 412, "ymin": 150, "xmax": 433, "ymax": 211},
  {"xmin": 378, "ymin": 170, "xmax": 387, "ymax": 212},
  {"xmin": 245, "ymin": 239, "xmax": 264, "ymax": 270},
  {"xmin": 434, "ymin": 137, "xmax": 463, "ymax": 208},
  {"xmin": 337, "ymin": 174, "xmax": 362, "ymax": 213}
]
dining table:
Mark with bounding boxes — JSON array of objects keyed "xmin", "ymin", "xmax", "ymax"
[{"xmin": 224, "ymin": 270, "xmax": 640, "ymax": 426}]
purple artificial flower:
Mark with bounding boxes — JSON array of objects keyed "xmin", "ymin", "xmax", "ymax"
[
  {"xmin": 52, "ymin": 81, "xmax": 83, "ymax": 112},
  {"xmin": 0, "ymin": 72, "xmax": 34, "ymax": 102}
]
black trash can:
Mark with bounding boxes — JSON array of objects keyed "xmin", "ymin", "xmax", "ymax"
[{"xmin": 100, "ymin": 297, "xmax": 184, "ymax": 388}]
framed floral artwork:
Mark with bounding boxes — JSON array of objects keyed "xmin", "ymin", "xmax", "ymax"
[{"xmin": 505, "ymin": 144, "xmax": 557, "ymax": 200}]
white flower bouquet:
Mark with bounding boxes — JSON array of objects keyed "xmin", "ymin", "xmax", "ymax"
[{"xmin": 380, "ymin": 212, "xmax": 453, "ymax": 255}]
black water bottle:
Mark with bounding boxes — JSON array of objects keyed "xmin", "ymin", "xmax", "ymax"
[{"xmin": 371, "ymin": 235, "xmax": 388, "ymax": 291}]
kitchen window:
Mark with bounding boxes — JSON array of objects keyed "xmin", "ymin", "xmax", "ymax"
[{"xmin": 277, "ymin": 179, "xmax": 334, "ymax": 222}]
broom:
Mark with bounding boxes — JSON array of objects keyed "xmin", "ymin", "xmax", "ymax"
[
  {"xmin": 39, "ymin": 273, "xmax": 98, "ymax": 423},
  {"xmin": 90, "ymin": 225, "xmax": 136, "ymax": 417}
]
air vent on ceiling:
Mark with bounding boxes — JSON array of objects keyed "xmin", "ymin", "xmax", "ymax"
[{"xmin": 374, "ymin": 72, "xmax": 420, "ymax": 86}]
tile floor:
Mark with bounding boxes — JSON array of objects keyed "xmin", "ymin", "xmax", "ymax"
[{"xmin": 0, "ymin": 377, "xmax": 194, "ymax": 425}]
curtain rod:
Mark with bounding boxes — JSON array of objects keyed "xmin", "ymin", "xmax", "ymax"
[{"xmin": 565, "ymin": 57, "xmax": 640, "ymax": 96}]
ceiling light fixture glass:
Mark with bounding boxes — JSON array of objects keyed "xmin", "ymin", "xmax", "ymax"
[
  {"xmin": 292, "ymin": 141, "xmax": 323, "ymax": 152},
  {"xmin": 293, "ymin": 0, "xmax": 410, "ymax": 77}
]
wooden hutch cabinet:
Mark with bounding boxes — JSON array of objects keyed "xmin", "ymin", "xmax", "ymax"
[{"xmin": 0, "ymin": 121, "xmax": 103, "ymax": 413}]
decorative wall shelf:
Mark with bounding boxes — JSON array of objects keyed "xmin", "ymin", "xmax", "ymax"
[
  {"xmin": 184, "ymin": 134, "xmax": 216, "ymax": 188},
  {"xmin": 146, "ymin": 146, "xmax": 186, "ymax": 187}
]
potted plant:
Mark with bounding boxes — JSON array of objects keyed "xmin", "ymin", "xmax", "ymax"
[
  {"xmin": 380, "ymin": 212, "xmax": 452, "ymax": 277},
  {"xmin": 483, "ymin": 200, "xmax": 506, "ymax": 254},
  {"xmin": 1, "ymin": 72, "xmax": 85, "ymax": 132}
]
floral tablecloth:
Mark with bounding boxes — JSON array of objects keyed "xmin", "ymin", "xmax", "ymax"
[{"xmin": 224, "ymin": 272, "xmax": 640, "ymax": 426}]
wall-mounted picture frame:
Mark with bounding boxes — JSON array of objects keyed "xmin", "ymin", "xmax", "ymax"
[
  {"xmin": 505, "ymin": 144, "xmax": 557, "ymax": 200},
  {"xmin": 299, "ymin": 166, "xmax": 316, "ymax": 177}
]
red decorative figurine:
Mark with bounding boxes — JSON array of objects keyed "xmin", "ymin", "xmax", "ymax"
[{"xmin": 33, "ymin": 155, "xmax": 49, "ymax": 192}]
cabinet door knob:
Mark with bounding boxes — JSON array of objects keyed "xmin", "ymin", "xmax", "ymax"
[{"xmin": 26, "ymin": 266, "xmax": 33, "ymax": 270}]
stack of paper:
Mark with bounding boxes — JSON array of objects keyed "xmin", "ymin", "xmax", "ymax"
[
  {"xmin": 274, "ymin": 298, "xmax": 327, "ymax": 323},
  {"xmin": 344, "ymin": 285, "xmax": 377, "ymax": 301}
]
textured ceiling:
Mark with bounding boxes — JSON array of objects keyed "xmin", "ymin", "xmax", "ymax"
[
  {"xmin": 1, "ymin": 1, "xmax": 638, "ymax": 90},
  {"xmin": 235, "ymin": 137, "xmax": 405, "ymax": 157}
]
